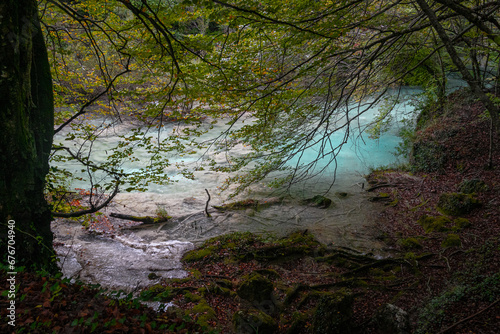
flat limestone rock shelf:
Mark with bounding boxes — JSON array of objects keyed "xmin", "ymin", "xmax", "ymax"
[
  {"xmin": 52, "ymin": 220, "xmax": 194, "ymax": 292},
  {"xmin": 51, "ymin": 187, "xmax": 388, "ymax": 292}
]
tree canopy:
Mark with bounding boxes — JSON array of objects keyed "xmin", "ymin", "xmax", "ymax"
[
  {"xmin": 1, "ymin": 0, "xmax": 499, "ymax": 270},
  {"xmin": 42, "ymin": 0, "xmax": 500, "ymax": 213}
]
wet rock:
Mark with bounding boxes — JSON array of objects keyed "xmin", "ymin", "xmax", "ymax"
[
  {"xmin": 374, "ymin": 303, "xmax": 411, "ymax": 334},
  {"xmin": 437, "ymin": 192, "xmax": 481, "ymax": 216},
  {"xmin": 233, "ymin": 308, "xmax": 278, "ymax": 334},
  {"xmin": 303, "ymin": 195, "xmax": 333, "ymax": 209},
  {"xmin": 312, "ymin": 289, "xmax": 354, "ymax": 334},
  {"xmin": 458, "ymin": 179, "xmax": 488, "ymax": 194},
  {"xmin": 335, "ymin": 191, "xmax": 350, "ymax": 198}
]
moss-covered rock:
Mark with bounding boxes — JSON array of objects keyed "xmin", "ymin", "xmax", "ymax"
[
  {"xmin": 312, "ymin": 289, "xmax": 354, "ymax": 334},
  {"xmin": 182, "ymin": 232, "xmax": 261, "ymax": 263},
  {"xmin": 437, "ymin": 192, "xmax": 481, "ymax": 216},
  {"xmin": 233, "ymin": 308, "xmax": 278, "ymax": 334},
  {"xmin": 182, "ymin": 248, "xmax": 212, "ymax": 262},
  {"xmin": 188, "ymin": 299, "xmax": 216, "ymax": 328},
  {"xmin": 335, "ymin": 192, "xmax": 350, "ymax": 198},
  {"xmin": 453, "ymin": 217, "xmax": 471, "ymax": 230},
  {"xmin": 374, "ymin": 303, "xmax": 411, "ymax": 334},
  {"xmin": 237, "ymin": 272, "xmax": 274, "ymax": 304},
  {"xmin": 458, "ymin": 179, "xmax": 488, "ymax": 194},
  {"xmin": 184, "ymin": 292, "xmax": 202, "ymax": 303},
  {"xmin": 147, "ymin": 272, "xmax": 160, "ymax": 280},
  {"xmin": 253, "ymin": 231, "xmax": 326, "ymax": 262},
  {"xmin": 441, "ymin": 234, "xmax": 461, "ymax": 248},
  {"xmin": 302, "ymin": 195, "xmax": 333, "ymax": 209},
  {"xmin": 398, "ymin": 237, "xmax": 423, "ymax": 249},
  {"xmin": 286, "ymin": 311, "xmax": 309, "ymax": 334},
  {"xmin": 417, "ymin": 215, "xmax": 451, "ymax": 233}
]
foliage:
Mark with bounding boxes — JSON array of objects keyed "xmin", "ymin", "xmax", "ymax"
[{"xmin": 37, "ymin": 0, "xmax": 500, "ymax": 204}]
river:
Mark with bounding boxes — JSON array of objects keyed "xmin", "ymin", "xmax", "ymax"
[{"xmin": 50, "ymin": 85, "xmax": 450, "ymax": 293}]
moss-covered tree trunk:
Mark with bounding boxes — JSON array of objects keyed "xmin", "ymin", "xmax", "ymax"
[{"xmin": 0, "ymin": 0, "xmax": 57, "ymax": 272}]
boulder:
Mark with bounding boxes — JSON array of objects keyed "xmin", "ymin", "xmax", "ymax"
[
  {"xmin": 374, "ymin": 303, "xmax": 411, "ymax": 334},
  {"xmin": 458, "ymin": 179, "xmax": 488, "ymax": 194},
  {"xmin": 303, "ymin": 195, "xmax": 333, "ymax": 209},
  {"xmin": 312, "ymin": 289, "xmax": 354, "ymax": 334},
  {"xmin": 437, "ymin": 192, "xmax": 481, "ymax": 216},
  {"xmin": 237, "ymin": 272, "xmax": 274, "ymax": 305},
  {"xmin": 233, "ymin": 308, "xmax": 278, "ymax": 334}
]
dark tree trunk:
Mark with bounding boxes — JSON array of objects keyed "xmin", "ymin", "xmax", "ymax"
[{"xmin": 0, "ymin": 0, "xmax": 57, "ymax": 272}]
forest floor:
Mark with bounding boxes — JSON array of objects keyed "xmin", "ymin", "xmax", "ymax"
[{"xmin": 1, "ymin": 89, "xmax": 499, "ymax": 333}]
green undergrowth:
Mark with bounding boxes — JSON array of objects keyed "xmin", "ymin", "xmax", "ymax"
[
  {"xmin": 416, "ymin": 239, "xmax": 500, "ymax": 333},
  {"xmin": 0, "ymin": 266, "xmax": 208, "ymax": 333}
]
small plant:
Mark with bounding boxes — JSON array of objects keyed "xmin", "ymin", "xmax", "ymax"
[{"xmin": 155, "ymin": 204, "xmax": 170, "ymax": 219}]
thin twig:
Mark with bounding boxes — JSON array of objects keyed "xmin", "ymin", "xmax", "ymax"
[{"xmin": 205, "ymin": 189, "xmax": 211, "ymax": 217}]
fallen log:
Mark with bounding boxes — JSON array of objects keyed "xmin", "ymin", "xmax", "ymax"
[{"xmin": 109, "ymin": 212, "xmax": 170, "ymax": 224}]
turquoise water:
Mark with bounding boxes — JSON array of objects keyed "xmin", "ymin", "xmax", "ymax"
[{"xmin": 52, "ymin": 87, "xmax": 422, "ymax": 199}]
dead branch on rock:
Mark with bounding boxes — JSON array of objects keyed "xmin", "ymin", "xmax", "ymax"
[{"xmin": 109, "ymin": 212, "xmax": 170, "ymax": 224}]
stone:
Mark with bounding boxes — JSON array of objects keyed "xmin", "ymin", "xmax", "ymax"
[
  {"xmin": 237, "ymin": 272, "xmax": 274, "ymax": 305},
  {"xmin": 437, "ymin": 192, "xmax": 481, "ymax": 216},
  {"xmin": 458, "ymin": 179, "xmax": 488, "ymax": 194},
  {"xmin": 312, "ymin": 289, "xmax": 354, "ymax": 334},
  {"xmin": 303, "ymin": 195, "xmax": 333, "ymax": 209},
  {"xmin": 417, "ymin": 215, "xmax": 451, "ymax": 233},
  {"xmin": 374, "ymin": 303, "xmax": 411, "ymax": 334},
  {"xmin": 233, "ymin": 308, "xmax": 278, "ymax": 334}
]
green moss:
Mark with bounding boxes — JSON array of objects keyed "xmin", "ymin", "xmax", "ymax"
[
  {"xmin": 253, "ymin": 231, "xmax": 326, "ymax": 262},
  {"xmin": 146, "ymin": 284, "xmax": 168, "ymax": 294},
  {"xmin": 182, "ymin": 248, "xmax": 213, "ymax": 262},
  {"xmin": 442, "ymin": 234, "xmax": 461, "ymax": 248},
  {"xmin": 213, "ymin": 199, "xmax": 259, "ymax": 210},
  {"xmin": 140, "ymin": 284, "xmax": 172, "ymax": 302},
  {"xmin": 312, "ymin": 289, "xmax": 354, "ymax": 334},
  {"xmin": 255, "ymin": 268, "xmax": 281, "ymax": 280},
  {"xmin": 233, "ymin": 308, "xmax": 278, "ymax": 334},
  {"xmin": 453, "ymin": 218, "xmax": 471, "ymax": 230},
  {"xmin": 286, "ymin": 311, "xmax": 309, "ymax": 334},
  {"xmin": 237, "ymin": 272, "xmax": 274, "ymax": 303},
  {"xmin": 184, "ymin": 292, "xmax": 202, "ymax": 302},
  {"xmin": 189, "ymin": 269, "xmax": 202, "ymax": 279},
  {"xmin": 437, "ymin": 192, "xmax": 481, "ymax": 216},
  {"xmin": 458, "ymin": 179, "xmax": 488, "ymax": 194},
  {"xmin": 188, "ymin": 300, "xmax": 216, "ymax": 328},
  {"xmin": 302, "ymin": 195, "xmax": 333, "ymax": 208},
  {"xmin": 335, "ymin": 192, "xmax": 350, "ymax": 198},
  {"xmin": 418, "ymin": 215, "xmax": 451, "ymax": 233},
  {"xmin": 388, "ymin": 197, "xmax": 399, "ymax": 207},
  {"xmin": 398, "ymin": 237, "xmax": 423, "ymax": 249},
  {"xmin": 147, "ymin": 272, "xmax": 160, "ymax": 280}
]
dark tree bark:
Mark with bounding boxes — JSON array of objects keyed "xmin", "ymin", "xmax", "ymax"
[{"xmin": 0, "ymin": 0, "xmax": 57, "ymax": 272}]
